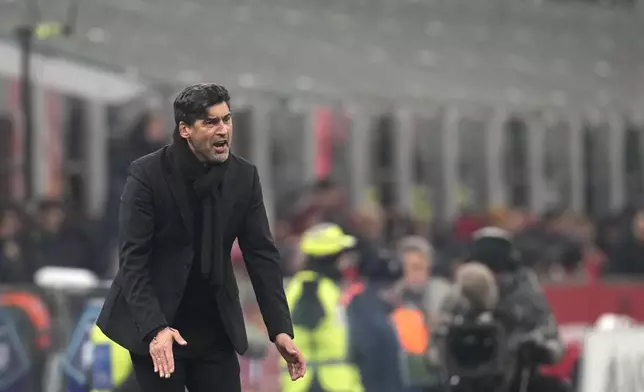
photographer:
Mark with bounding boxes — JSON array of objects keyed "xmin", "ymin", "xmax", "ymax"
[
  {"xmin": 429, "ymin": 261, "xmax": 510, "ymax": 392},
  {"xmin": 430, "ymin": 227, "xmax": 569, "ymax": 392}
]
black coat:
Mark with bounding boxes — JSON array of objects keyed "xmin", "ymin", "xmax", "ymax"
[{"xmin": 96, "ymin": 146, "xmax": 293, "ymax": 355}]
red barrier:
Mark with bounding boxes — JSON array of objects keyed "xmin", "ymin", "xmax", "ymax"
[
  {"xmin": 542, "ymin": 282, "xmax": 644, "ymax": 381},
  {"xmin": 544, "ymin": 282, "xmax": 644, "ymax": 324}
]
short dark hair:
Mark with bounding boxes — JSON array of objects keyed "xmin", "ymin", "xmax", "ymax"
[{"xmin": 173, "ymin": 83, "xmax": 231, "ymax": 129}]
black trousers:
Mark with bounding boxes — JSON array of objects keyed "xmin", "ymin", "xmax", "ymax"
[{"xmin": 129, "ymin": 350, "xmax": 241, "ymax": 392}]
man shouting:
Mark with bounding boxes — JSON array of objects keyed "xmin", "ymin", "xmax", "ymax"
[{"xmin": 97, "ymin": 83, "xmax": 306, "ymax": 392}]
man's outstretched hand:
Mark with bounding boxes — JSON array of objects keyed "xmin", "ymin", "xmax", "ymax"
[
  {"xmin": 149, "ymin": 327, "xmax": 187, "ymax": 379},
  {"xmin": 275, "ymin": 333, "xmax": 306, "ymax": 380}
]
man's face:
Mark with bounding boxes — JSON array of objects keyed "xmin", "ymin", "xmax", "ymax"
[
  {"xmin": 179, "ymin": 102, "xmax": 233, "ymax": 163},
  {"xmin": 402, "ymin": 250, "xmax": 430, "ymax": 288}
]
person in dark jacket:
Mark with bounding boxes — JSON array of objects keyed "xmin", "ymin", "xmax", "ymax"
[
  {"xmin": 432, "ymin": 227, "xmax": 569, "ymax": 392},
  {"xmin": 96, "ymin": 84, "xmax": 305, "ymax": 392},
  {"xmin": 347, "ymin": 279, "xmax": 404, "ymax": 392},
  {"xmin": 0, "ymin": 203, "xmax": 32, "ymax": 283},
  {"xmin": 347, "ymin": 251, "xmax": 433, "ymax": 392},
  {"xmin": 30, "ymin": 200, "xmax": 100, "ymax": 275},
  {"xmin": 604, "ymin": 210, "xmax": 644, "ymax": 277}
]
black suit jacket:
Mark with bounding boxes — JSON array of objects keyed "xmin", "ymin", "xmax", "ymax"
[{"xmin": 97, "ymin": 146, "xmax": 293, "ymax": 355}]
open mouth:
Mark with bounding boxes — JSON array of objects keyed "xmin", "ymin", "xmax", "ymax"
[{"xmin": 213, "ymin": 140, "xmax": 228, "ymax": 148}]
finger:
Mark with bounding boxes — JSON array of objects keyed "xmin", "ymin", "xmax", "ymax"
[
  {"xmin": 150, "ymin": 351, "xmax": 158, "ymax": 373},
  {"xmin": 286, "ymin": 344, "xmax": 297, "ymax": 355},
  {"xmin": 150, "ymin": 352, "xmax": 160, "ymax": 373},
  {"xmin": 153, "ymin": 351, "xmax": 165, "ymax": 377},
  {"xmin": 293, "ymin": 356, "xmax": 305, "ymax": 379},
  {"xmin": 166, "ymin": 344, "xmax": 174, "ymax": 374},
  {"xmin": 164, "ymin": 344, "xmax": 176, "ymax": 375},
  {"xmin": 172, "ymin": 331, "xmax": 188, "ymax": 346},
  {"xmin": 158, "ymin": 348, "xmax": 170, "ymax": 378},
  {"xmin": 297, "ymin": 357, "xmax": 307, "ymax": 378},
  {"xmin": 154, "ymin": 351, "xmax": 165, "ymax": 378},
  {"xmin": 289, "ymin": 360, "xmax": 304, "ymax": 381}
]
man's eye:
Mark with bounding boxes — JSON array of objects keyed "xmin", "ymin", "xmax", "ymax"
[{"xmin": 222, "ymin": 114, "xmax": 232, "ymax": 123}]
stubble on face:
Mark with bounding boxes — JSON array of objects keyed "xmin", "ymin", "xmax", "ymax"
[{"xmin": 183, "ymin": 103, "xmax": 233, "ymax": 164}]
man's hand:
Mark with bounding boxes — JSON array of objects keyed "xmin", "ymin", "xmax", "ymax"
[
  {"xmin": 275, "ymin": 333, "xmax": 306, "ymax": 380},
  {"xmin": 149, "ymin": 327, "xmax": 187, "ymax": 378}
]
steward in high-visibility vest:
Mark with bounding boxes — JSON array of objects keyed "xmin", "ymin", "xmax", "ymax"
[
  {"xmin": 282, "ymin": 223, "xmax": 364, "ymax": 392},
  {"xmin": 89, "ymin": 324, "xmax": 134, "ymax": 392}
]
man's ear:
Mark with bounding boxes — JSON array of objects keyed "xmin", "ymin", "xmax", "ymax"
[{"xmin": 178, "ymin": 122, "xmax": 191, "ymax": 139}]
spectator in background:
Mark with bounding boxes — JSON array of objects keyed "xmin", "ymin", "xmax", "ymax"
[
  {"xmin": 103, "ymin": 112, "xmax": 169, "ymax": 249},
  {"xmin": 314, "ymin": 178, "xmax": 347, "ymax": 226},
  {"xmin": 351, "ymin": 203, "xmax": 396, "ymax": 280},
  {"xmin": 273, "ymin": 220, "xmax": 302, "ymax": 277},
  {"xmin": 604, "ymin": 210, "xmax": 644, "ymax": 277},
  {"xmin": 289, "ymin": 178, "xmax": 346, "ymax": 236},
  {"xmin": 452, "ymin": 208, "xmax": 485, "ymax": 244},
  {"xmin": 432, "ymin": 243, "xmax": 465, "ymax": 281},
  {"xmin": 596, "ymin": 215, "xmax": 621, "ymax": 258},
  {"xmin": 488, "ymin": 208, "xmax": 526, "ymax": 234},
  {"xmin": 515, "ymin": 209, "xmax": 582, "ymax": 280},
  {"xmin": 125, "ymin": 112, "xmax": 169, "ymax": 161},
  {"xmin": 380, "ymin": 236, "xmax": 450, "ymax": 391},
  {"xmin": 30, "ymin": 200, "xmax": 100, "ymax": 276},
  {"xmin": 384, "ymin": 210, "xmax": 416, "ymax": 246},
  {"xmin": 551, "ymin": 213, "xmax": 598, "ymax": 282},
  {"xmin": 347, "ymin": 236, "xmax": 448, "ymax": 392},
  {"xmin": 382, "ymin": 236, "xmax": 450, "ymax": 324},
  {"xmin": 345, "ymin": 259, "xmax": 402, "ymax": 392},
  {"xmin": 0, "ymin": 203, "xmax": 32, "ymax": 283}
]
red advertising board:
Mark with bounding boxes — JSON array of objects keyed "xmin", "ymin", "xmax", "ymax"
[
  {"xmin": 542, "ymin": 282, "xmax": 644, "ymax": 380},
  {"xmin": 544, "ymin": 282, "xmax": 644, "ymax": 324}
]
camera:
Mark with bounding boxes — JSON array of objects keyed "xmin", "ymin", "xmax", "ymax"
[{"xmin": 442, "ymin": 314, "xmax": 510, "ymax": 392}]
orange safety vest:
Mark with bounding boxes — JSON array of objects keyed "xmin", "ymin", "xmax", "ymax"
[{"xmin": 390, "ymin": 306, "xmax": 430, "ymax": 355}]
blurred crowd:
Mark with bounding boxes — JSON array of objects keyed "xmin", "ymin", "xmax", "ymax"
[
  {"xmin": 0, "ymin": 114, "xmax": 168, "ymax": 284},
  {"xmin": 263, "ymin": 178, "xmax": 644, "ymax": 286},
  {"xmin": 2, "ymin": 109, "xmax": 644, "ymax": 288},
  {"xmin": 3, "ymin": 172, "xmax": 644, "ymax": 288},
  {"xmin": 0, "ymin": 199, "xmax": 106, "ymax": 283}
]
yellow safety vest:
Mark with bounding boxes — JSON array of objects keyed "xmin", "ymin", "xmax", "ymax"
[
  {"xmin": 89, "ymin": 325, "xmax": 132, "ymax": 392},
  {"xmin": 281, "ymin": 270, "xmax": 363, "ymax": 392}
]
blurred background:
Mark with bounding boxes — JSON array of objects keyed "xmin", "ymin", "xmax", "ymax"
[{"xmin": 0, "ymin": 0, "xmax": 643, "ymax": 390}]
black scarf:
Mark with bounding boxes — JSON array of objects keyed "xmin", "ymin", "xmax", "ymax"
[{"xmin": 171, "ymin": 139, "xmax": 229, "ymax": 290}]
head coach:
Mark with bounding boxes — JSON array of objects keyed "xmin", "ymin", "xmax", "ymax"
[{"xmin": 96, "ymin": 83, "xmax": 306, "ymax": 391}]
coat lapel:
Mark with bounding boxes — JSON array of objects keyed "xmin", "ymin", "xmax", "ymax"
[
  {"xmin": 219, "ymin": 155, "xmax": 238, "ymax": 231},
  {"xmin": 165, "ymin": 147, "xmax": 194, "ymax": 236}
]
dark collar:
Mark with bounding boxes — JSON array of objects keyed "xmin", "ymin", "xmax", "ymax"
[
  {"xmin": 163, "ymin": 146, "xmax": 238, "ymax": 237},
  {"xmin": 171, "ymin": 139, "xmax": 229, "ymax": 183}
]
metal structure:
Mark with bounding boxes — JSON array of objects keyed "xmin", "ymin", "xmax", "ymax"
[
  {"xmin": 0, "ymin": 0, "xmax": 642, "ymax": 221},
  {"xmin": 11, "ymin": 0, "xmax": 79, "ymax": 203}
]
